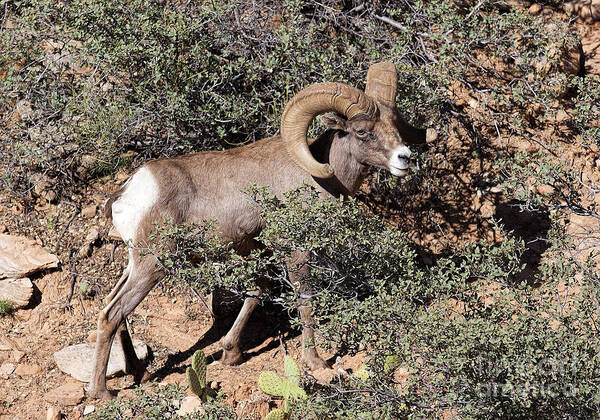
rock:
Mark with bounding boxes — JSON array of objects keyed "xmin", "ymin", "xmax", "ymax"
[
  {"xmin": 0, "ymin": 337, "xmax": 18, "ymax": 351},
  {"xmin": 11, "ymin": 350, "xmax": 25, "ymax": 363},
  {"xmin": 0, "ymin": 278, "xmax": 33, "ymax": 308},
  {"xmin": 53, "ymin": 339, "xmax": 148, "ymax": 382},
  {"xmin": 30, "ymin": 173, "xmax": 57, "ymax": 203},
  {"xmin": 83, "ymin": 405, "xmax": 95, "ymax": 415},
  {"xmin": 554, "ymin": 110, "xmax": 570, "ymax": 123},
  {"xmin": 0, "ymin": 234, "xmax": 59, "ymax": 278},
  {"xmin": 479, "ymin": 200, "xmax": 496, "ymax": 219},
  {"xmin": 87, "ymin": 330, "xmax": 97, "ymax": 343},
  {"xmin": 528, "ymin": 3, "xmax": 542, "ymax": 15},
  {"xmin": 311, "ymin": 367, "xmax": 340, "ymax": 384},
  {"xmin": 14, "ymin": 363, "xmax": 42, "ymax": 376},
  {"xmin": 77, "ymin": 243, "xmax": 92, "ymax": 258},
  {"xmin": 85, "ymin": 228, "xmax": 99, "ymax": 243},
  {"xmin": 0, "ymin": 362, "xmax": 15, "ymax": 377},
  {"xmin": 537, "ymin": 184, "xmax": 555, "ymax": 195},
  {"xmin": 46, "ymin": 406, "xmax": 61, "ymax": 420},
  {"xmin": 44, "ymin": 382, "xmax": 85, "ymax": 406},
  {"xmin": 107, "ymin": 226, "xmax": 122, "ymax": 241},
  {"xmin": 176, "ymin": 396, "xmax": 205, "ymax": 417},
  {"xmin": 81, "ymin": 205, "xmax": 97, "ymax": 219}
]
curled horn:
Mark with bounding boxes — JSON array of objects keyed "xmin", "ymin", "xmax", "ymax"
[
  {"xmin": 281, "ymin": 82, "xmax": 377, "ymax": 178},
  {"xmin": 365, "ymin": 61, "xmax": 397, "ymax": 106}
]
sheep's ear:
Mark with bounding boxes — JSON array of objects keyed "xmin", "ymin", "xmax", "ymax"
[{"xmin": 320, "ymin": 113, "xmax": 347, "ymax": 131}]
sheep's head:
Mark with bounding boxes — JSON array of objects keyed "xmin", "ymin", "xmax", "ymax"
[{"xmin": 281, "ymin": 62, "xmax": 436, "ymax": 178}]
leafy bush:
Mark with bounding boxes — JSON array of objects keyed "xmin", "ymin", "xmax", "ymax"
[
  {"xmin": 89, "ymin": 383, "xmax": 235, "ymax": 420},
  {"xmin": 149, "ymin": 185, "xmax": 600, "ymax": 418}
]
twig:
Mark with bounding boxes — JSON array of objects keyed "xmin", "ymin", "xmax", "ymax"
[
  {"xmin": 63, "ymin": 249, "xmax": 78, "ymax": 312},
  {"xmin": 54, "ymin": 200, "xmax": 79, "ymax": 254},
  {"xmin": 373, "ymin": 14, "xmax": 408, "ymax": 33}
]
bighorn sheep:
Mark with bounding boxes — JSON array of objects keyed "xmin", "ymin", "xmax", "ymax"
[{"xmin": 88, "ymin": 62, "xmax": 436, "ymax": 400}]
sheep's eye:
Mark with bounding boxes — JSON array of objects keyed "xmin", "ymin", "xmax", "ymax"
[{"xmin": 355, "ymin": 129, "xmax": 369, "ymax": 138}]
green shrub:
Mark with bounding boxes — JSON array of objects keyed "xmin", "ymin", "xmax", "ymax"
[
  {"xmin": 89, "ymin": 383, "xmax": 235, "ymax": 420},
  {"xmin": 0, "ymin": 300, "xmax": 15, "ymax": 316}
]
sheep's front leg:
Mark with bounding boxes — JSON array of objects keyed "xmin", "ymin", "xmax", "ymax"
[
  {"xmin": 287, "ymin": 251, "xmax": 329, "ymax": 370},
  {"xmin": 298, "ymin": 293, "xmax": 329, "ymax": 370},
  {"xmin": 219, "ymin": 289, "xmax": 262, "ymax": 365}
]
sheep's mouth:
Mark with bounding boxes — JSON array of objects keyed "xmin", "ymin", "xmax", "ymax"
[{"xmin": 389, "ymin": 166, "xmax": 410, "ymax": 176}]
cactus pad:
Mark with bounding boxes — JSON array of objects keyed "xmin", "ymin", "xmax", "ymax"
[
  {"xmin": 281, "ymin": 379, "xmax": 307, "ymax": 401},
  {"xmin": 264, "ymin": 409, "xmax": 286, "ymax": 420},
  {"xmin": 191, "ymin": 350, "xmax": 207, "ymax": 388},
  {"xmin": 258, "ymin": 371, "xmax": 285, "ymax": 397},
  {"xmin": 283, "ymin": 356, "xmax": 301, "ymax": 386},
  {"xmin": 383, "ymin": 354, "xmax": 402, "ymax": 375},
  {"xmin": 186, "ymin": 367, "xmax": 204, "ymax": 397},
  {"xmin": 353, "ymin": 367, "xmax": 371, "ymax": 381}
]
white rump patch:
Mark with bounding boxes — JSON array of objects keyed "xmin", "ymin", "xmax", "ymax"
[
  {"xmin": 388, "ymin": 145, "xmax": 412, "ymax": 176},
  {"xmin": 111, "ymin": 167, "xmax": 159, "ymax": 243}
]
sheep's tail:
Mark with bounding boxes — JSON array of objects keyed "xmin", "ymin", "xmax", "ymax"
[{"xmin": 104, "ymin": 183, "xmax": 127, "ymax": 221}]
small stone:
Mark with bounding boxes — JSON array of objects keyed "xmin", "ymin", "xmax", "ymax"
[
  {"xmin": 555, "ymin": 110, "xmax": 570, "ymax": 123},
  {"xmin": 537, "ymin": 184, "xmax": 555, "ymax": 195},
  {"xmin": 0, "ymin": 362, "xmax": 15, "ymax": 377},
  {"xmin": 176, "ymin": 396, "xmax": 205, "ymax": 417},
  {"xmin": 83, "ymin": 405, "xmax": 95, "ymax": 415},
  {"xmin": 46, "ymin": 406, "xmax": 61, "ymax": 420},
  {"xmin": 10, "ymin": 350, "xmax": 25, "ymax": 363},
  {"xmin": 44, "ymin": 382, "xmax": 85, "ymax": 406},
  {"xmin": 528, "ymin": 3, "xmax": 542, "ymax": 15},
  {"xmin": 107, "ymin": 226, "xmax": 121, "ymax": 241},
  {"xmin": 311, "ymin": 367, "xmax": 340, "ymax": 384},
  {"xmin": 81, "ymin": 204, "xmax": 97, "ymax": 219},
  {"xmin": 0, "ymin": 278, "xmax": 33, "ymax": 309},
  {"xmin": 87, "ymin": 330, "xmax": 97, "ymax": 343},
  {"xmin": 85, "ymin": 228, "xmax": 99, "ymax": 243},
  {"xmin": 479, "ymin": 201, "xmax": 496, "ymax": 219},
  {"xmin": 78, "ymin": 243, "xmax": 92, "ymax": 258},
  {"xmin": 14, "ymin": 363, "xmax": 42, "ymax": 376},
  {"xmin": 0, "ymin": 225, "xmax": 6, "ymax": 233}
]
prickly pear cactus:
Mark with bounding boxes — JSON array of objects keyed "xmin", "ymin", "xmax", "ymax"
[
  {"xmin": 186, "ymin": 350, "xmax": 213, "ymax": 401},
  {"xmin": 258, "ymin": 356, "xmax": 308, "ymax": 420},
  {"xmin": 283, "ymin": 356, "xmax": 301, "ymax": 386},
  {"xmin": 191, "ymin": 349, "xmax": 207, "ymax": 388},
  {"xmin": 264, "ymin": 409, "xmax": 286, "ymax": 420},
  {"xmin": 258, "ymin": 371, "xmax": 285, "ymax": 397},
  {"xmin": 353, "ymin": 366, "xmax": 371, "ymax": 381},
  {"xmin": 383, "ymin": 353, "xmax": 402, "ymax": 375},
  {"xmin": 281, "ymin": 380, "xmax": 307, "ymax": 401},
  {"xmin": 186, "ymin": 366, "xmax": 204, "ymax": 396}
]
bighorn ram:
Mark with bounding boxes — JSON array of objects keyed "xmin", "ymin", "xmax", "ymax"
[{"xmin": 89, "ymin": 62, "xmax": 436, "ymax": 399}]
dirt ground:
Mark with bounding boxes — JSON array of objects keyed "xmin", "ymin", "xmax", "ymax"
[{"xmin": 0, "ymin": 5, "xmax": 599, "ymax": 420}]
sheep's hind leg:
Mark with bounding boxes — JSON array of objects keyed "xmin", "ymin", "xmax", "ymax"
[
  {"xmin": 115, "ymin": 320, "xmax": 149, "ymax": 383},
  {"xmin": 88, "ymin": 256, "xmax": 164, "ymax": 400},
  {"xmin": 219, "ymin": 290, "xmax": 262, "ymax": 365}
]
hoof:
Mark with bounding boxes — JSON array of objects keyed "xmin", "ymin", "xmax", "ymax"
[
  {"xmin": 304, "ymin": 354, "xmax": 329, "ymax": 371},
  {"xmin": 220, "ymin": 351, "xmax": 243, "ymax": 365},
  {"xmin": 133, "ymin": 368, "xmax": 151, "ymax": 384},
  {"xmin": 87, "ymin": 386, "xmax": 117, "ymax": 401}
]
